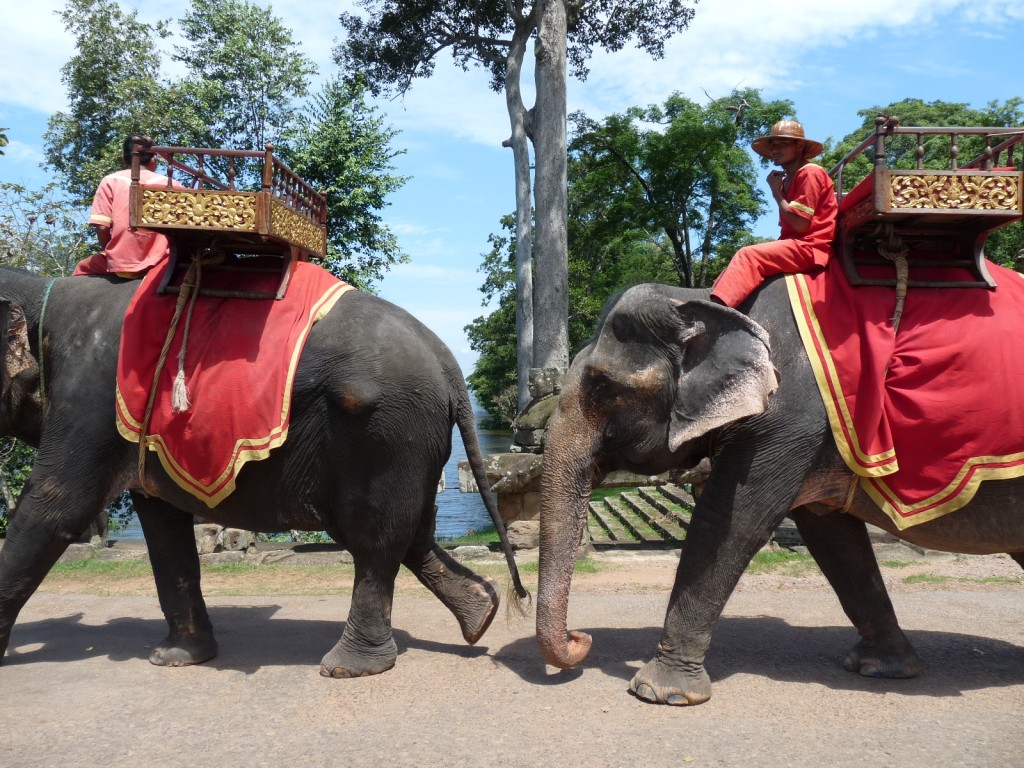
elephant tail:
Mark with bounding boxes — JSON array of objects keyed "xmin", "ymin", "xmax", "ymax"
[{"xmin": 454, "ymin": 392, "xmax": 531, "ymax": 610}]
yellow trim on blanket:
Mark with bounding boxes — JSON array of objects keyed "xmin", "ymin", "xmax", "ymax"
[
  {"xmin": 117, "ymin": 281, "xmax": 355, "ymax": 507},
  {"xmin": 863, "ymin": 452, "xmax": 1024, "ymax": 530},
  {"xmin": 785, "ymin": 274, "xmax": 897, "ymax": 474}
]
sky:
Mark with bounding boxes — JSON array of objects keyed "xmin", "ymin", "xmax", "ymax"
[{"xmin": 2, "ymin": 0, "xmax": 1023, "ymax": 374}]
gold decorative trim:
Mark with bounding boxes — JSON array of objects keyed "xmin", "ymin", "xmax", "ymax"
[
  {"xmin": 140, "ymin": 188, "xmax": 258, "ymax": 231},
  {"xmin": 889, "ymin": 173, "xmax": 1020, "ymax": 211},
  {"xmin": 269, "ymin": 200, "xmax": 326, "ymax": 257}
]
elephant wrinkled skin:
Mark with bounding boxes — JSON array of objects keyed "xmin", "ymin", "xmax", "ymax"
[
  {"xmin": 536, "ymin": 280, "xmax": 1024, "ymax": 705},
  {"xmin": 0, "ymin": 267, "xmax": 526, "ymax": 677}
]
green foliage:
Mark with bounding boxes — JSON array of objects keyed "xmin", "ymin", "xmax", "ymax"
[
  {"xmin": 337, "ymin": 1, "xmax": 697, "ymax": 95},
  {"xmin": 0, "ymin": 128, "xmax": 8, "ymax": 156},
  {"xmin": 279, "ymin": 76, "xmax": 408, "ymax": 290},
  {"xmin": 40, "ymin": 0, "xmax": 407, "ymax": 289},
  {"xmin": 43, "ymin": 0, "xmax": 173, "ymax": 200},
  {"xmin": 0, "ymin": 182, "xmax": 92, "ymax": 275},
  {"xmin": 173, "ymin": 0, "xmax": 317, "ymax": 152},
  {"xmin": 568, "ymin": 89, "xmax": 793, "ymax": 287},
  {"xmin": 0, "ymin": 439, "xmax": 36, "ymax": 537}
]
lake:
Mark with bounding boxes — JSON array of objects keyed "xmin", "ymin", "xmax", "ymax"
[{"xmin": 113, "ymin": 395, "xmax": 513, "ymax": 541}]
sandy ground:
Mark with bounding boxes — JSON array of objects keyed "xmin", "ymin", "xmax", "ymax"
[{"xmin": 2, "ymin": 549, "xmax": 1022, "ymax": 768}]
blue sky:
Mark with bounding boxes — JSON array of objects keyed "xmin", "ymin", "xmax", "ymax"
[{"xmin": 2, "ymin": 0, "xmax": 1022, "ymax": 374}]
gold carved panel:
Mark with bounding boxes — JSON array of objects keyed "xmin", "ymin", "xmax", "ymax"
[
  {"xmin": 889, "ymin": 174, "xmax": 1020, "ymax": 212},
  {"xmin": 269, "ymin": 200, "xmax": 326, "ymax": 257},
  {"xmin": 139, "ymin": 189, "xmax": 258, "ymax": 231}
]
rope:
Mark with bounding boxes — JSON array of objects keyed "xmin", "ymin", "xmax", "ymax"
[
  {"xmin": 136, "ymin": 257, "xmax": 207, "ymax": 495},
  {"xmin": 873, "ymin": 223, "xmax": 909, "ymax": 333},
  {"xmin": 37, "ymin": 278, "xmax": 58, "ymax": 410}
]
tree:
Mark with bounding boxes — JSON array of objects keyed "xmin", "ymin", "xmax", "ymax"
[
  {"xmin": 0, "ymin": 182, "xmax": 92, "ymax": 275},
  {"xmin": 42, "ymin": 0, "xmax": 408, "ymax": 290},
  {"xmin": 338, "ymin": 0, "xmax": 698, "ymax": 410},
  {"xmin": 822, "ymin": 98, "xmax": 1024, "ymax": 270},
  {"xmin": 279, "ymin": 76, "xmax": 408, "ymax": 290},
  {"xmin": 173, "ymin": 0, "xmax": 317, "ymax": 153},
  {"xmin": 43, "ymin": 0, "xmax": 173, "ymax": 200},
  {"xmin": 569, "ymin": 89, "xmax": 791, "ymax": 288},
  {"xmin": 0, "ymin": 128, "xmax": 8, "ymax": 156}
]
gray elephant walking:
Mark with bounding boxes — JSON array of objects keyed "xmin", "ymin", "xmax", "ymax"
[
  {"xmin": 536, "ymin": 279, "xmax": 1024, "ymax": 705},
  {"xmin": 0, "ymin": 267, "xmax": 526, "ymax": 677}
]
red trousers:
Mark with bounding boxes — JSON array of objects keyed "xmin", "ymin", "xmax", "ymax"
[{"xmin": 711, "ymin": 239, "xmax": 830, "ymax": 308}]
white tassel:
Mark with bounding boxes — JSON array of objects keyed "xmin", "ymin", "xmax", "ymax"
[{"xmin": 171, "ymin": 368, "xmax": 191, "ymax": 413}]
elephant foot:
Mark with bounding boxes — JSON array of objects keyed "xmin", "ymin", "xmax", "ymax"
[
  {"xmin": 453, "ymin": 579, "xmax": 500, "ymax": 645},
  {"xmin": 319, "ymin": 636, "xmax": 398, "ymax": 679},
  {"xmin": 149, "ymin": 632, "xmax": 218, "ymax": 667},
  {"xmin": 843, "ymin": 636, "xmax": 921, "ymax": 678},
  {"xmin": 629, "ymin": 657, "xmax": 712, "ymax": 706}
]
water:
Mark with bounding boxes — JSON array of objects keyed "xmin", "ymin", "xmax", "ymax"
[{"xmin": 112, "ymin": 395, "xmax": 512, "ymax": 541}]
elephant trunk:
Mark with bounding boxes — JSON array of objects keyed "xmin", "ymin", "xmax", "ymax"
[{"xmin": 536, "ymin": 395, "xmax": 596, "ymax": 669}]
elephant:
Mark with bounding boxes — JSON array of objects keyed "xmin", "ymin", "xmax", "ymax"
[
  {"xmin": 535, "ymin": 279, "xmax": 1024, "ymax": 705},
  {"xmin": 0, "ymin": 266, "xmax": 527, "ymax": 677}
]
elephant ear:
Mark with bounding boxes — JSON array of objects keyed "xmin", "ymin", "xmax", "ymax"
[
  {"xmin": 667, "ymin": 299, "xmax": 778, "ymax": 452},
  {"xmin": 0, "ymin": 299, "xmax": 41, "ymax": 414}
]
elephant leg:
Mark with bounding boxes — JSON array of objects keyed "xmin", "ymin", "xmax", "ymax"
[
  {"xmin": 132, "ymin": 493, "xmax": 216, "ymax": 667},
  {"xmin": 319, "ymin": 552, "xmax": 402, "ymax": 678},
  {"xmin": 630, "ymin": 480, "xmax": 791, "ymax": 706},
  {"xmin": 403, "ymin": 538, "xmax": 499, "ymax": 645},
  {"xmin": 790, "ymin": 507, "xmax": 920, "ymax": 678},
  {"xmin": 0, "ymin": 477, "xmax": 105, "ymax": 662}
]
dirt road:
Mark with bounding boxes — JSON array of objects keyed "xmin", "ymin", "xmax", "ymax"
[{"xmin": 2, "ymin": 550, "xmax": 1022, "ymax": 767}]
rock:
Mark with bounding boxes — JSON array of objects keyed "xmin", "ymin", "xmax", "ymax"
[
  {"xmin": 194, "ymin": 523, "xmax": 222, "ymax": 554},
  {"xmin": 451, "ymin": 545, "xmax": 491, "ymax": 560},
  {"xmin": 528, "ymin": 367, "xmax": 565, "ymax": 399},
  {"xmin": 222, "ymin": 528, "xmax": 256, "ymax": 552},
  {"xmin": 199, "ymin": 551, "xmax": 244, "ymax": 565},
  {"xmin": 506, "ymin": 520, "xmax": 540, "ymax": 550},
  {"xmin": 58, "ymin": 543, "xmax": 95, "ymax": 564}
]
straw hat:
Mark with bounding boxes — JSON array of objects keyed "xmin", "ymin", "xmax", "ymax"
[{"xmin": 751, "ymin": 120, "xmax": 824, "ymax": 159}]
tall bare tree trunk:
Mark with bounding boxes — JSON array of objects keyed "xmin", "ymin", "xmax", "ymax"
[
  {"xmin": 532, "ymin": 0, "xmax": 569, "ymax": 373},
  {"xmin": 504, "ymin": 23, "xmax": 536, "ymax": 412}
]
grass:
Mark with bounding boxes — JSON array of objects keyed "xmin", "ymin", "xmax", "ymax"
[
  {"xmin": 903, "ymin": 573, "xmax": 1021, "ymax": 586},
  {"xmin": 745, "ymin": 549, "xmax": 818, "ymax": 575}
]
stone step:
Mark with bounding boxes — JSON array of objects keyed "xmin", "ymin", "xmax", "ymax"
[
  {"xmin": 621, "ymin": 491, "xmax": 688, "ymax": 541},
  {"xmin": 638, "ymin": 486, "xmax": 692, "ymax": 533},
  {"xmin": 604, "ymin": 496, "xmax": 663, "ymax": 542},
  {"xmin": 658, "ymin": 483, "xmax": 696, "ymax": 508},
  {"xmin": 587, "ymin": 500, "xmax": 631, "ymax": 543}
]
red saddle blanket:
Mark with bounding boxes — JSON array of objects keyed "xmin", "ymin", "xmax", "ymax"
[
  {"xmin": 786, "ymin": 257, "xmax": 1024, "ymax": 529},
  {"xmin": 116, "ymin": 259, "xmax": 354, "ymax": 507}
]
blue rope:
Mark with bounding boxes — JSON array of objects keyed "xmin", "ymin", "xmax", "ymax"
[{"xmin": 38, "ymin": 278, "xmax": 57, "ymax": 406}]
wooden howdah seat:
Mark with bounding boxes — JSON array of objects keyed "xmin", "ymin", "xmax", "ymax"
[
  {"xmin": 830, "ymin": 116, "xmax": 1024, "ymax": 289},
  {"xmin": 128, "ymin": 143, "xmax": 327, "ymax": 300}
]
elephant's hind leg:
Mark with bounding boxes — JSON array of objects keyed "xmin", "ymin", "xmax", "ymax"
[
  {"xmin": 319, "ymin": 553, "xmax": 401, "ymax": 678},
  {"xmin": 791, "ymin": 507, "xmax": 920, "ymax": 678},
  {"xmin": 133, "ymin": 494, "xmax": 217, "ymax": 667},
  {"xmin": 403, "ymin": 541, "xmax": 499, "ymax": 645}
]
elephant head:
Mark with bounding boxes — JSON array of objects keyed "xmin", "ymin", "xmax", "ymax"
[
  {"xmin": 536, "ymin": 284, "xmax": 778, "ymax": 669},
  {"xmin": 0, "ymin": 299, "xmax": 42, "ymax": 445}
]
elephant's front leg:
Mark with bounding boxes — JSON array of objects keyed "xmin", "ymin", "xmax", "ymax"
[
  {"xmin": 133, "ymin": 494, "xmax": 217, "ymax": 666},
  {"xmin": 403, "ymin": 541, "xmax": 499, "ymax": 644},
  {"xmin": 0, "ymin": 475, "xmax": 109, "ymax": 662},
  {"xmin": 790, "ymin": 507, "xmax": 920, "ymax": 678},
  {"xmin": 320, "ymin": 554, "xmax": 401, "ymax": 678},
  {"xmin": 629, "ymin": 492, "xmax": 782, "ymax": 705}
]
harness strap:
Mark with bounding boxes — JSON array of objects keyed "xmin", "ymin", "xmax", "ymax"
[{"xmin": 37, "ymin": 278, "xmax": 58, "ymax": 409}]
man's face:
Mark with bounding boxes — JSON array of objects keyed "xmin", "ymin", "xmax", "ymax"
[{"xmin": 766, "ymin": 137, "xmax": 804, "ymax": 166}]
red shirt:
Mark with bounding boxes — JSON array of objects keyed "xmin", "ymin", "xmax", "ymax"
[
  {"xmin": 779, "ymin": 162, "xmax": 837, "ymax": 250},
  {"xmin": 89, "ymin": 168, "xmax": 182, "ymax": 274}
]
